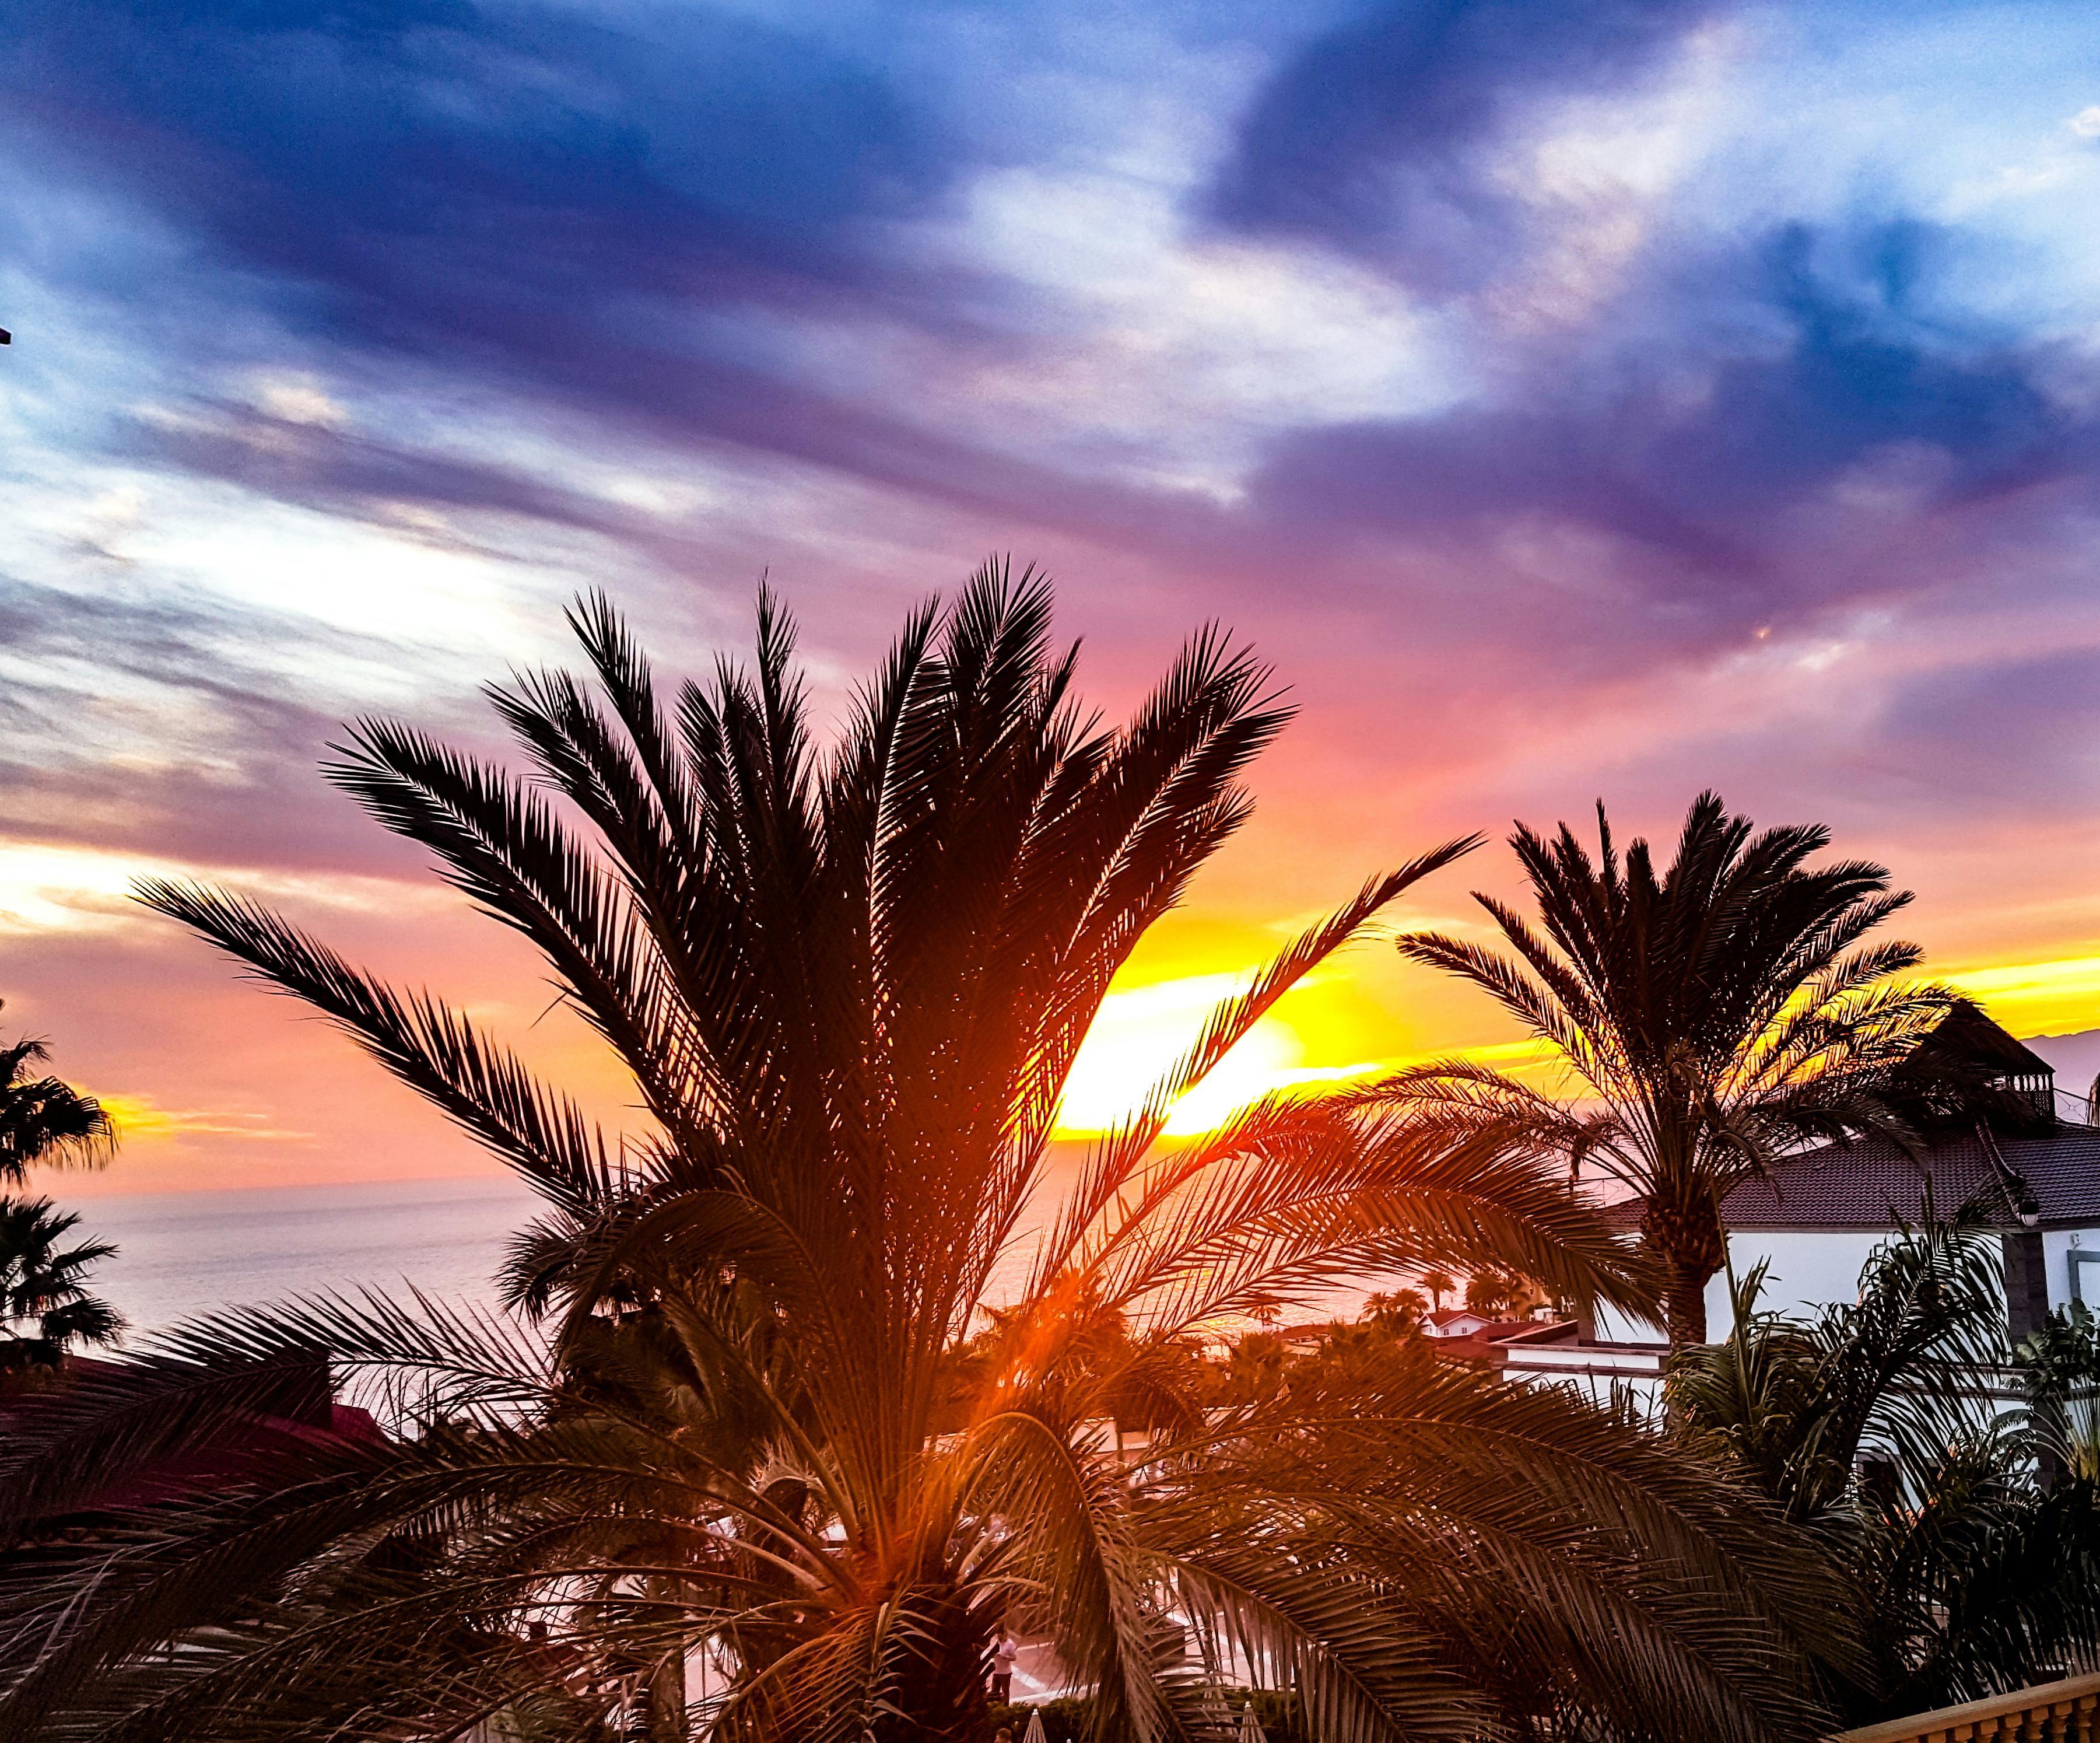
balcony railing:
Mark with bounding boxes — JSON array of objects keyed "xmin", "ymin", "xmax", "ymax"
[{"xmin": 1831, "ymin": 1671, "xmax": 2100, "ymax": 1742}]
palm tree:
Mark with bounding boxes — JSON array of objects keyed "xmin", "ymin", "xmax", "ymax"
[
  {"xmin": 1418, "ymin": 1268, "xmax": 1456, "ymax": 1313},
  {"xmin": 0, "ymin": 1196, "xmax": 125, "ymax": 1368},
  {"xmin": 1372, "ymin": 794, "xmax": 1951, "ymax": 1346},
  {"xmin": 1670, "ymin": 1211, "xmax": 2100, "ymax": 1723},
  {"xmin": 0, "ymin": 1009, "xmax": 115, "ymax": 1182},
  {"xmin": 0, "ymin": 573, "xmax": 1843, "ymax": 1741}
]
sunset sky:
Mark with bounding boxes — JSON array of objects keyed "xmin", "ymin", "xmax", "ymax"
[{"xmin": 3, "ymin": 0, "xmax": 2098, "ymax": 1195}]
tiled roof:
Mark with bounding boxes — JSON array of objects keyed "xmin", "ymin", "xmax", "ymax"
[{"xmin": 1715, "ymin": 1121, "xmax": 2100, "ymax": 1232}]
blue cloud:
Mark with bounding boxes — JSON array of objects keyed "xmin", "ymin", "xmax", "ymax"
[
  {"xmin": 3, "ymin": 0, "xmax": 965, "ymax": 426},
  {"xmin": 1207, "ymin": 0, "xmax": 1721, "ymax": 289},
  {"xmin": 1248, "ymin": 218, "xmax": 2099, "ymax": 610}
]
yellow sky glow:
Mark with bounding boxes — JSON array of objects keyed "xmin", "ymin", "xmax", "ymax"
[
  {"xmin": 1945, "ymin": 955, "xmax": 2100, "ymax": 1037},
  {"xmin": 1053, "ymin": 953, "xmax": 2100, "ymax": 1139},
  {"xmin": 1051, "ymin": 966, "xmax": 1556, "ymax": 1138}
]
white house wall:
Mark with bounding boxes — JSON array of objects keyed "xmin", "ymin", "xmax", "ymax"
[
  {"xmin": 1591, "ymin": 1227, "xmax": 2100, "ymax": 1343},
  {"xmin": 2046, "ymin": 1230, "xmax": 2100, "ymax": 1308}
]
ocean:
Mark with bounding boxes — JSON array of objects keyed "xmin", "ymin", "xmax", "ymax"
[
  {"xmin": 71, "ymin": 1168, "xmax": 1379, "ymax": 1345},
  {"xmin": 78, "ymin": 1175, "xmax": 541, "ymax": 1339}
]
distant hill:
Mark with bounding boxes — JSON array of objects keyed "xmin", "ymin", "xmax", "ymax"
[{"xmin": 2024, "ymin": 1028, "xmax": 2100, "ymax": 1116}]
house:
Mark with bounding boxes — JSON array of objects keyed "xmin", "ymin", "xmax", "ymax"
[
  {"xmin": 0, "ymin": 1352, "xmax": 383, "ymax": 1517},
  {"xmin": 1706, "ymin": 1113, "xmax": 2100, "ymax": 1338},
  {"xmin": 1596, "ymin": 1003, "xmax": 2100, "ymax": 1342},
  {"xmin": 1422, "ymin": 1306, "xmax": 1511, "ymax": 1340},
  {"xmin": 1419, "ymin": 1312, "xmax": 1566, "ymax": 1370}
]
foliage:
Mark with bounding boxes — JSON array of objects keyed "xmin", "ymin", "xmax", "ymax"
[
  {"xmin": 2013, "ymin": 1299, "xmax": 2100, "ymax": 1481},
  {"xmin": 0, "ymin": 1007, "xmax": 114, "ymax": 1184},
  {"xmin": 1372, "ymin": 793, "xmax": 1954, "ymax": 1345},
  {"xmin": 1460, "ymin": 1268, "xmax": 1538, "ymax": 1320},
  {"xmin": 1361, "ymin": 1288, "xmax": 1426, "ymax": 1333},
  {"xmin": 0, "ymin": 1196, "xmax": 125, "ymax": 1368},
  {"xmin": 1669, "ymin": 1209, "xmax": 2100, "ymax": 1721},
  {"xmin": 0, "ymin": 572, "xmax": 1848, "ymax": 1742}
]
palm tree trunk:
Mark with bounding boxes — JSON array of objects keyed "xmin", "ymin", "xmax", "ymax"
[
  {"xmin": 1663, "ymin": 1266, "xmax": 1709, "ymax": 1349},
  {"xmin": 643, "ymin": 1576, "xmax": 686, "ymax": 1743},
  {"xmin": 1643, "ymin": 1192, "xmax": 1725, "ymax": 1350},
  {"xmin": 644, "ymin": 1645, "xmax": 684, "ymax": 1743}
]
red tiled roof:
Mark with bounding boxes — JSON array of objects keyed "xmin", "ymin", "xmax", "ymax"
[{"xmin": 0, "ymin": 1353, "xmax": 384, "ymax": 1516}]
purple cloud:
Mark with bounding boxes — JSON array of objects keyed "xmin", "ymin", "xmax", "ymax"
[
  {"xmin": 1245, "ymin": 218, "xmax": 2100, "ymax": 640},
  {"xmin": 1207, "ymin": 0, "xmax": 1723, "ymax": 289}
]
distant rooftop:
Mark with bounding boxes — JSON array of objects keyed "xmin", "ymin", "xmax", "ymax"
[
  {"xmin": 1903, "ymin": 999, "xmax": 2057, "ymax": 1083},
  {"xmin": 1603, "ymin": 1000, "xmax": 2100, "ymax": 1234}
]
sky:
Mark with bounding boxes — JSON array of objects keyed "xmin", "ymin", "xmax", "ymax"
[{"xmin": 2, "ymin": 0, "xmax": 2098, "ymax": 1195}]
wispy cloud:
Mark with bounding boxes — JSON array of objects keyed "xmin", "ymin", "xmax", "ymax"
[{"xmin": 3, "ymin": 0, "xmax": 2097, "ymax": 1189}]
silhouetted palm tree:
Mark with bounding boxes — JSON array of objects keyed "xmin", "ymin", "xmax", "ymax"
[
  {"xmin": 1670, "ymin": 1210, "xmax": 2100, "ymax": 1723},
  {"xmin": 0, "ymin": 1196, "xmax": 124, "ymax": 1367},
  {"xmin": 0, "ymin": 576, "xmax": 1844, "ymax": 1741},
  {"xmin": 1373, "ymin": 794, "xmax": 1951, "ymax": 1346},
  {"xmin": 0, "ymin": 1008, "xmax": 114, "ymax": 1183}
]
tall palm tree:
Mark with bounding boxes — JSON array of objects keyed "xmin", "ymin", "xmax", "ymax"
[
  {"xmin": 0, "ymin": 1196, "xmax": 125, "ymax": 1367},
  {"xmin": 0, "ymin": 1009, "xmax": 115, "ymax": 1183},
  {"xmin": 0, "ymin": 573, "xmax": 1845, "ymax": 1741},
  {"xmin": 1372, "ymin": 794, "xmax": 1951, "ymax": 1346}
]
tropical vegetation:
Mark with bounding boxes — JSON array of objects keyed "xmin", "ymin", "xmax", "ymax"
[
  {"xmin": 0, "ymin": 1005, "xmax": 115, "ymax": 1184},
  {"xmin": 0, "ymin": 573, "xmax": 1863, "ymax": 1742},
  {"xmin": 1370, "ymin": 794, "xmax": 1956, "ymax": 1345},
  {"xmin": 1670, "ymin": 1210, "xmax": 2100, "ymax": 1723},
  {"xmin": 0, "ymin": 1196, "xmax": 125, "ymax": 1371}
]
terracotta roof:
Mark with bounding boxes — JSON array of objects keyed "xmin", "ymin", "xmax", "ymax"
[
  {"xmin": 0, "ymin": 1354, "xmax": 384, "ymax": 1515},
  {"xmin": 1716, "ymin": 1122, "xmax": 2100, "ymax": 1232}
]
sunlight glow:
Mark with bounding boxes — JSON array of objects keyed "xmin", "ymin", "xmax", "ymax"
[
  {"xmin": 93, "ymin": 1094, "xmax": 313, "ymax": 1145},
  {"xmin": 1053, "ymin": 973, "xmax": 1305, "ymax": 1138},
  {"xmin": 1052, "ymin": 970, "xmax": 1566, "ymax": 1139},
  {"xmin": 1947, "ymin": 955, "xmax": 2100, "ymax": 1038}
]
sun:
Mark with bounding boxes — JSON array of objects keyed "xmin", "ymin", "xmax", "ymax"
[{"xmin": 1053, "ymin": 972, "xmax": 1313, "ymax": 1138}]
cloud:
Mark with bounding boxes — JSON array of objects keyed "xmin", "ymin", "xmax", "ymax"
[
  {"xmin": 1205, "ymin": 0, "xmax": 1723, "ymax": 289},
  {"xmin": 1242, "ymin": 217, "xmax": 2100, "ymax": 648},
  {"xmin": 1874, "ymin": 645, "xmax": 2100, "ymax": 811},
  {"xmin": 0, "ymin": 576, "xmax": 464, "ymax": 876},
  {"xmin": 1, "ymin": 0, "xmax": 995, "ymax": 470}
]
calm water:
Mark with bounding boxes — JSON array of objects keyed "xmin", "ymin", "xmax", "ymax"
[
  {"xmin": 80, "ymin": 1176, "xmax": 540, "ymax": 1339},
  {"xmin": 73, "ymin": 1170, "xmax": 1379, "ymax": 1345}
]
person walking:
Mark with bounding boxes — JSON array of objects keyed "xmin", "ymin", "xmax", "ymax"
[{"xmin": 988, "ymin": 1629, "xmax": 1019, "ymax": 1702}]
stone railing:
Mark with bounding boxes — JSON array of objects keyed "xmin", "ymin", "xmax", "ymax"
[{"xmin": 1832, "ymin": 1672, "xmax": 2100, "ymax": 1742}]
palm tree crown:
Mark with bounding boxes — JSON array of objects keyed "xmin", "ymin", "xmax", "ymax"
[
  {"xmin": 1372, "ymin": 793, "xmax": 1951, "ymax": 1346},
  {"xmin": 0, "ymin": 1007, "xmax": 115, "ymax": 1184},
  {"xmin": 0, "ymin": 578, "xmax": 1848, "ymax": 1741},
  {"xmin": 0, "ymin": 1196, "xmax": 124, "ymax": 1367}
]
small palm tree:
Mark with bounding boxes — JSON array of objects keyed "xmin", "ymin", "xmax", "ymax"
[
  {"xmin": 1671, "ymin": 1211, "xmax": 2100, "ymax": 1723},
  {"xmin": 0, "ymin": 1196, "xmax": 125, "ymax": 1367},
  {"xmin": 1418, "ymin": 1268, "xmax": 1456, "ymax": 1312},
  {"xmin": 0, "ymin": 1009, "xmax": 115, "ymax": 1183},
  {"xmin": 1375, "ymin": 794, "xmax": 1951, "ymax": 1346}
]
